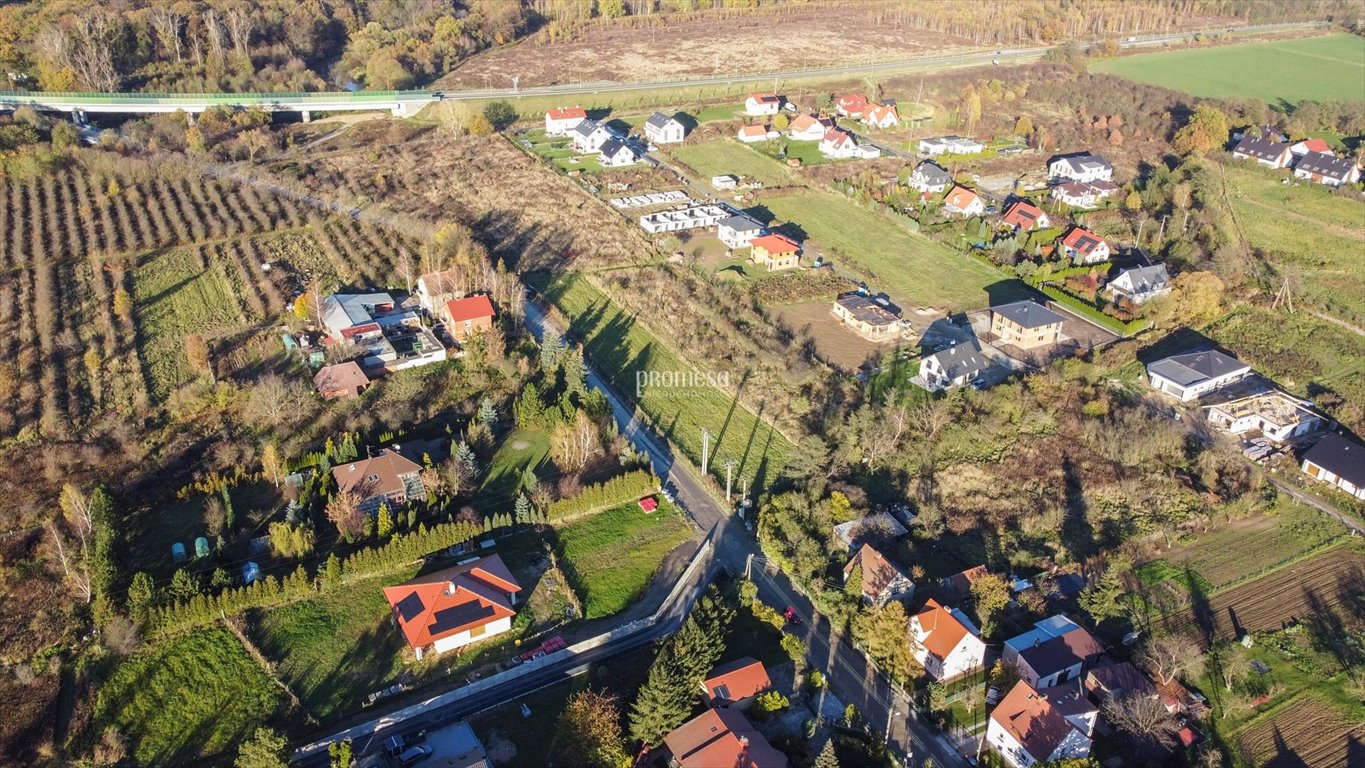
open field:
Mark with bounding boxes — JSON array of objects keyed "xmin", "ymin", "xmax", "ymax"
[
  {"xmin": 529, "ymin": 270, "xmax": 794, "ymax": 488},
  {"xmin": 669, "ymin": 140, "xmax": 794, "ymax": 188},
  {"xmin": 1222, "ymin": 162, "xmax": 1365, "ymax": 328},
  {"xmin": 95, "ymin": 625, "xmax": 284, "ymax": 766},
  {"xmin": 556, "ymin": 501, "xmax": 694, "ymax": 619},
  {"xmin": 477, "ymin": 429, "xmax": 551, "ymax": 516},
  {"xmin": 1162, "ymin": 544, "xmax": 1365, "ymax": 644},
  {"xmin": 758, "ymin": 190, "xmax": 1016, "ymax": 311},
  {"xmin": 1091, "ymin": 34, "xmax": 1365, "ymax": 105},
  {"xmin": 1236, "ymin": 695, "xmax": 1365, "ymax": 768},
  {"xmin": 439, "ymin": 6, "xmax": 974, "ymax": 89}
]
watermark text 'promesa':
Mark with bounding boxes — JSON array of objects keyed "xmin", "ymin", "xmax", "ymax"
[{"xmin": 636, "ymin": 369, "xmax": 730, "ymax": 397}]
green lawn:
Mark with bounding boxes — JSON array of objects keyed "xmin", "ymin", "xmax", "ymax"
[
  {"xmin": 669, "ymin": 140, "xmax": 793, "ymax": 187},
  {"xmin": 96, "ymin": 626, "xmax": 284, "ymax": 767},
  {"xmin": 1091, "ymin": 34, "xmax": 1365, "ymax": 106},
  {"xmin": 556, "ymin": 501, "xmax": 693, "ymax": 619},
  {"xmin": 1222, "ymin": 162, "xmax": 1365, "ymax": 327},
  {"xmin": 529, "ymin": 271, "xmax": 793, "ymax": 488},
  {"xmin": 759, "ymin": 190, "xmax": 1020, "ymax": 311},
  {"xmin": 477, "ymin": 429, "xmax": 551, "ymax": 516}
]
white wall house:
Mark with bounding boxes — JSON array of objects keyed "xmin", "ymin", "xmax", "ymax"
[
  {"xmin": 1205, "ymin": 390, "xmax": 1324, "ymax": 444},
  {"xmin": 1048, "ymin": 153, "xmax": 1114, "ymax": 182},
  {"xmin": 908, "ymin": 162, "xmax": 952, "ymax": 194},
  {"xmin": 717, "ymin": 214, "xmax": 764, "ymax": 249},
  {"xmin": 545, "ymin": 107, "xmax": 587, "ymax": 136},
  {"xmin": 919, "ymin": 136, "xmax": 984, "ymax": 156},
  {"xmin": 1293, "ymin": 151, "xmax": 1361, "ymax": 187},
  {"xmin": 644, "ymin": 111, "xmax": 686, "ymax": 144},
  {"xmin": 745, "ymin": 93, "xmax": 782, "ymax": 116},
  {"xmin": 640, "ymin": 204, "xmax": 729, "ymax": 234},
  {"xmin": 1146, "ymin": 350, "xmax": 1253, "ymax": 402},
  {"xmin": 909, "ymin": 599, "xmax": 987, "ymax": 681},
  {"xmin": 571, "ymin": 120, "xmax": 614, "ymax": 153},
  {"xmin": 987, "ymin": 681, "xmax": 1098, "ymax": 768},
  {"xmin": 1106, "ymin": 265, "xmax": 1170, "ymax": 305},
  {"xmin": 919, "ymin": 342, "xmax": 985, "ymax": 392},
  {"xmin": 1301, "ymin": 433, "xmax": 1365, "ymax": 500},
  {"xmin": 1231, "ymin": 136, "xmax": 1293, "ymax": 169},
  {"xmin": 598, "ymin": 138, "xmax": 639, "ymax": 167}
]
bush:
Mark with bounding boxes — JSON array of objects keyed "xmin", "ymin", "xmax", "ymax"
[
  {"xmin": 752, "ymin": 690, "xmax": 790, "ymax": 721},
  {"xmin": 547, "ymin": 469, "xmax": 656, "ymax": 521}
]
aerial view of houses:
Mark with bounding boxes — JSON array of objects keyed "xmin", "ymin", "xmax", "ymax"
[{"xmin": 6, "ymin": 5, "xmax": 1364, "ymax": 768}]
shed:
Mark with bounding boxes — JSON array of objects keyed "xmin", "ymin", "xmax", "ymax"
[
  {"xmin": 171, "ymin": 542, "xmax": 187, "ymax": 563},
  {"xmin": 194, "ymin": 536, "xmax": 210, "ymax": 559},
  {"xmin": 639, "ymin": 496, "xmax": 659, "ymax": 513},
  {"xmin": 243, "ymin": 561, "xmax": 262, "ymax": 585},
  {"xmin": 280, "ymin": 332, "xmax": 299, "ymax": 352}
]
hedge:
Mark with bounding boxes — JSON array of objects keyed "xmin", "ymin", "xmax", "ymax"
[
  {"xmin": 1037, "ymin": 284, "xmax": 1148, "ymax": 337},
  {"xmin": 547, "ymin": 469, "xmax": 657, "ymax": 522}
]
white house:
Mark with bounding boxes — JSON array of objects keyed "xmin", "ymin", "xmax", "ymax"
[
  {"xmin": 909, "ymin": 598, "xmax": 987, "ymax": 681},
  {"xmin": 745, "ymin": 93, "xmax": 782, "ymax": 116},
  {"xmin": 819, "ymin": 127, "xmax": 862, "ymax": 158},
  {"xmin": 545, "ymin": 107, "xmax": 587, "ymax": 136},
  {"xmin": 1301, "ymin": 433, "xmax": 1365, "ymax": 500},
  {"xmin": 787, "ymin": 114, "xmax": 830, "ymax": 141},
  {"xmin": 382, "ymin": 555, "xmax": 520, "ymax": 660},
  {"xmin": 987, "ymin": 681, "xmax": 1098, "ymax": 768},
  {"xmin": 1204, "ymin": 389, "xmax": 1324, "ymax": 444},
  {"xmin": 737, "ymin": 124, "xmax": 776, "ymax": 143},
  {"xmin": 1293, "ymin": 151, "xmax": 1361, "ymax": 187},
  {"xmin": 571, "ymin": 120, "xmax": 614, "ymax": 153},
  {"xmin": 835, "ymin": 94, "xmax": 871, "ymax": 118},
  {"xmin": 863, "ymin": 103, "xmax": 899, "ymax": 129},
  {"xmin": 1003, "ymin": 616, "xmax": 1103, "ymax": 688},
  {"xmin": 717, "ymin": 213, "xmax": 764, "ymax": 249},
  {"xmin": 919, "ymin": 136, "xmax": 984, "ymax": 156},
  {"xmin": 908, "ymin": 161, "xmax": 952, "ymax": 194},
  {"xmin": 842, "ymin": 544, "xmax": 915, "ymax": 606},
  {"xmin": 919, "ymin": 341, "xmax": 986, "ymax": 392},
  {"xmin": 644, "ymin": 111, "xmax": 686, "ymax": 144},
  {"xmin": 1057, "ymin": 227, "xmax": 1110, "ymax": 265},
  {"xmin": 1231, "ymin": 136, "xmax": 1293, "ymax": 169},
  {"xmin": 640, "ymin": 204, "xmax": 729, "ymax": 233},
  {"xmin": 1146, "ymin": 349, "xmax": 1253, "ymax": 402},
  {"xmin": 1048, "ymin": 153, "xmax": 1114, "ymax": 182},
  {"xmin": 942, "ymin": 186, "xmax": 985, "ymax": 217},
  {"xmin": 1050, "ymin": 180, "xmax": 1120, "ymax": 209},
  {"xmin": 598, "ymin": 137, "xmax": 639, "ymax": 167},
  {"xmin": 1106, "ymin": 264, "xmax": 1170, "ymax": 305}
]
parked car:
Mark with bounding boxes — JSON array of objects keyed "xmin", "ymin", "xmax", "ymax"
[
  {"xmin": 397, "ymin": 745, "xmax": 433, "ymax": 766},
  {"xmin": 986, "ymin": 686, "xmax": 1001, "ymax": 705},
  {"xmin": 783, "ymin": 606, "xmax": 802, "ymax": 625}
]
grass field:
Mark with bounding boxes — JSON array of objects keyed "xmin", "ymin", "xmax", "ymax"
[
  {"xmin": 476, "ymin": 429, "xmax": 551, "ymax": 516},
  {"xmin": 759, "ymin": 190, "xmax": 1017, "ymax": 310},
  {"xmin": 1222, "ymin": 163, "xmax": 1365, "ymax": 328},
  {"xmin": 668, "ymin": 140, "xmax": 793, "ymax": 187},
  {"xmin": 556, "ymin": 501, "xmax": 693, "ymax": 619},
  {"xmin": 1091, "ymin": 34, "xmax": 1365, "ymax": 106},
  {"xmin": 529, "ymin": 271, "xmax": 793, "ymax": 488},
  {"xmin": 96, "ymin": 626, "xmax": 283, "ymax": 766}
]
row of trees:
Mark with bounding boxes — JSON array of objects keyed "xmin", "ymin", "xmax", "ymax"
[{"xmin": 628, "ymin": 587, "xmax": 734, "ymax": 745}]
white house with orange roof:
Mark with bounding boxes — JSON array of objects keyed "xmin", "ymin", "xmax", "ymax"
[
  {"xmin": 909, "ymin": 598, "xmax": 987, "ymax": 680},
  {"xmin": 382, "ymin": 554, "xmax": 521, "ymax": 659},
  {"xmin": 863, "ymin": 103, "xmax": 899, "ymax": 129},
  {"xmin": 987, "ymin": 680, "xmax": 1098, "ymax": 768},
  {"xmin": 544, "ymin": 106, "xmax": 587, "ymax": 136},
  {"xmin": 942, "ymin": 186, "xmax": 985, "ymax": 217},
  {"xmin": 788, "ymin": 114, "xmax": 831, "ymax": 141},
  {"xmin": 745, "ymin": 93, "xmax": 783, "ymax": 116}
]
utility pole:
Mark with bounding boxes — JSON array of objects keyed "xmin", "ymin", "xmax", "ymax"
[
  {"xmin": 724, "ymin": 460, "xmax": 737, "ymax": 504},
  {"xmin": 744, "ymin": 552, "xmax": 753, "ymax": 580},
  {"xmin": 701, "ymin": 428, "xmax": 711, "ymax": 474},
  {"xmin": 1158, "ymin": 214, "xmax": 1169, "ymax": 241},
  {"xmin": 1136, "ymin": 216, "xmax": 1147, "ymax": 245}
]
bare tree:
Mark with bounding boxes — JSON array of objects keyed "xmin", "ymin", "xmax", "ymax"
[
  {"xmin": 551, "ymin": 410, "xmax": 603, "ymax": 474},
  {"xmin": 149, "ymin": 6, "xmax": 184, "ymax": 62},
  {"xmin": 47, "ymin": 521, "xmax": 92, "ymax": 603},
  {"xmin": 326, "ymin": 492, "xmax": 365, "ymax": 539},
  {"xmin": 59, "ymin": 484, "xmax": 95, "ymax": 556},
  {"xmin": 1102, "ymin": 693, "xmax": 1183, "ymax": 748},
  {"xmin": 69, "ymin": 14, "xmax": 121, "ymax": 91},
  {"xmin": 202, "ymin": 10, "xmax": 227, "ymax": 68},
  {"xmin": 224, "ymin": 7, "xmax": 256, "ymax": 59},
  {"xmin": 1138, "ymin": 634, "xmax": 1205, "ymax": 686},
  {"xmin": 239, "ymin": 127, "xmax": 276, "ymax": 162},
  {"xmin": 202, "ymin": 496, "xmax": 226, "ymax": 538},
  {"xmin": 246, "ymin": 375, "xmax": 307, "ymax": 427}
]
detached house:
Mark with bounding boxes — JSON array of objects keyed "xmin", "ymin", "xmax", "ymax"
[
  {"xmin": 920, "ymin": 135, "xmax": 984, "ymax": 156},
  {"xmin": 1231, "ymin": 136, "xmax": 1293, "ymax": 169},
  {"xmin": 835, "ymin": 94, "xmax": 871, "ymax": 118},
  {"xmin": 745, "ymin": 93, "xmax": 783, "ymax": 116},
  {"xmin": 1002, "ymin": 201, "xmax": 1051, "ymax": 232},
  {"xmin": 1293, "ymin": 151, "xmax": 1361, "ymax": 187},
  {"xmin": 863, "ymin": 103, "xmax": 899, "ymax": 129},
  {"xmin": 919, "ymin": 341, "xmax": 986, "ymax": 392},
  {"xmin": 701, "ymin": 657, "xmax": 772, "ymax": 709},
  {"xmin": 1085, "ymin": 662, "xmax": 1159, "ymax": 704},
  {"xmin": 820, "ymin": 127, "xmax": 870, "ymax": 159},
  {"xmin": 644, "ymin": 111, "xmax": 686, "ymax": 144},
  {"xmin": 750, "ymin": 233, "xmax": 801, "ymax": 271},
  {"xmin": 663, "ymin": 708, "xmax": 787, "ymax": 768},
  {"xmin": 990, "ymin": 301, "xmax": 1065, "ymax": 349},
  {"xmin": 442, "ymin": 295, "xmax": 496, "ymax": 344},
  {"xmin": 1057, "ymin": 227, "xmax": 1110, "ymax": 264},
  {"xmin": 942, "ymin": 186, "xmax": 985, "ymax": 217},
  {"xmin": 909, "ymin": 161, "xmax": 952, "ymax": 194},
  {"xmin": 717, "ymin": 213, "xmax": 764, "ymax": 249},
  {"xmin": 415, "ymin": 268, "xmax": 467, "ymax": 315},
  {"xmin": 1106, "ymin": 264, "xmax": 1171, "ymax": 305},
  {"xmin": 1289, "ymin": 137, "xmax": 1332, "ymax": 159},
  {"xmin": 322, "ymin": 292, "xmax": 447, "ymax": 373},
  {"xmin": 382, "ymin": 554, "xmax": 521, "ymax": 659},
  {"xmin": 832, "ymin": 294, "xmax": 903, "ymax": 341},
  {"xmin": 571, "ymin": 119, "xmax": 614, "ymax": 153},
  {"xmin": 1050, "ymin": 180, "xmax": 1119, "ymax": 209},
  {"xmin": 1301, "ymin": 433, "xmax": 1365, "ymax": 500},
  {"xmin": 987, "ymin": 681, "xmax": 1099, "ymax": 768},
  {"xmin": 737, "ymin": 124, "xmax": 775, "ymax": 143},
  {"xmin": 1048, "ymin": 153, "xmax": 1114, "ymax": 182},
  {"xmin": 842, "ymin": 544, "xmax": 915, "ymax": 606},
  {"xmin": 1003, "ymin": 615, "xmax": 1104, "ymax": 688},
  {"xmin": 332, "ymin": 448, "xmax": 424, "ymax": 514},
  {"xmin": 1145, "ymin": 349, "xmax": 1252, "ymax": 402},
  {"xmin": 313, "ymin": 361, "xmax": 371, "ymax": 400},
  {"xmin": 597, "ymin": 137, "xmax": 639, "ymax": 167},
  {"xmin": 787, "ymin": 114, "xmax": 830, "ymax": 141},
  {"xmin": 909, "ymin": 598, "xmax": 987, "ymax": 681},
  {"xmin": 1205, "ymin": 389, "xmax": 1324, "ymax": 444},
  {"xmin": 544, "ymin": 106, "xmax": 587, "ymax": 136}
]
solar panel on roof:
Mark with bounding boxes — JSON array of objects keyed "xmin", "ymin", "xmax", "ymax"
[
  {"xmin": 428, "ymin": 602, "xmax": 497, "ymax": 634},
  {"xmin": 394, "ymin": 591, "xmax": 425, "ymax": 623}
]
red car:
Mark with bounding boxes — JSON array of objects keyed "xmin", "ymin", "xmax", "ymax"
[{"xmin": 783, "ymin": 606, "xmax": 802, "ymax": 625}]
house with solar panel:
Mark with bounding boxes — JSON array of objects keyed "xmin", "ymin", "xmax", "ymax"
[
  {"xmin": 1056, "ymin": 227, "xmax": 1110, "ymax": 265},
  {"xmin": 383, "ymin": 554, "xmax": 522, "ymax": 659}
]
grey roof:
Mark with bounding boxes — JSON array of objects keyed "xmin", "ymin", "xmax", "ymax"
[
  {"xmin": 1113, "ymin": 265, "xmax": 1170, "ymax": 293},
  {"xmin": 571, "ymin": 119, "xmax": 601, "ymax": 138},
  {"xmin": 718, "ymin": 213, "xmax": 762, "ymax": 232},
  {"xmin": 912, "ymin": 161, "xmax": 952, "ymax": 184},
  {"xmin": 1054, "ymin": 152, "xmax": 1112, "ymax": 174},
  {"xmin": 1296, "ymin": 151, "xmax": 1357, "ymax": 179},
  {"xmin": 598, "ymin": 137, "xmax": 632, "ymax": 159},
  {"xmin": 645, "ymin": 111, "xmax": 680, "ymax": 130},
  {"xmin": 1302, "ymin": 433, "xmax": 1365, "ymax": 487},
  {"xmin": 836, "ymin": 294, "xmax": 898, "ymax": 326},
  {"xmin": 992, "ymin": 300, "xmax": 1065, "ymax": 329},
  {"xmin": 1147, "ymin": 350, "xmax": 1249, "ymax": 387},
  {"xmin": 925, "ymin": 342, "xmax": 984, "ymax": 380},
  {"xmin": 322, "ymin": 292, "xmax": 395, "ymax": 331},
  {"xmin": 1233, "ymin": 136, "xmax": 1289, "ymax": 161}
]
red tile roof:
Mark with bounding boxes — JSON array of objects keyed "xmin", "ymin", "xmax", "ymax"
[
  {"xmin": 837, "ymin": 94, "xmax": 871, "ymax": 115},
  {"xmin": 944, "ymin": 186, "xmax": 981, "ymax": 211},
  {"xmin": 547, "ymin": 107, "xmax": 586, "ymax": 121},
  {"xmin": 821, "ymin": 127, "xmax": 855, "ymax": 148},
  {"xmin": 738, "ymin": 125, "xmax": 769, "ymax": 138},
  {"xmin": 914, "ymin": 598, "xmax": 975, "ymax": 661},
  {"xmin": 1003, "ymin": 201, "xmax": 1048, "ymax": 231},
  {"xmin": 947, "ymin": 564, "xmax": 988, "ymax": 595},
  {"xmin": 445, "ymin": 295, "xmax": 496, "ymax": 323},
  {"xmin": 1059, "ymin": 227, "xmax": 1106, "ymax": 257},
  {"xmin": 843, "ymin": 544, "xmax": 910, "ymax": 599},
  {"xmin": 663, "ymin": 708, "xmax": 787, "ymax": 768},
  {"xmin": 991, "ymin": 681, "xmax": 1096, "ymax": 763},
  {"xmin": 382, "ymin": 554, "xmax": 521, "ymax": 650},
  {"xmin": 751, "ymin": 233, "xmax": 800, "ymax": 255},
  {"xmin": 748, "ymin": 93, "xmax": 781, "ymax": 104},
  {"xmin": 789, "ymin": 114, "xmax": 829, "ymax": 134},
  {"xmin": 703, "ymin": 657, "xmax": 772, "ymax": 702},
  {"xmin": 1299, "ymin": 138, "xmax": 1331, "ymax": 153},
  {"xmin": 638, "ymin": 496, "xmax": 658, "ymax": 512},
  {"xmin": 865, "ymin": 104, "xmax": 899, "ymax": 124}
]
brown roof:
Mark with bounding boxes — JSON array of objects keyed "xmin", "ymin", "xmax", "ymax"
[
  {"xmin": 843, "ymin": 544, "xmax": 910, "ymax": 599},
  {"xmin": 944, "ymin": 185, "xmax": 981, "ymax": 210},
  {"xmin": 1019, "ymin": 627, "xmax": 1105, "ymax": 679},
  {"xmin": 913, "ymin": 598, "xmax": 976, "ymax": 661},
  {"xmin": 947, "ymin": 564, "xmax": 988, "ymax": 595},
  {"xmin": 991, "ymin": 681, "xmax": 1096, "ymax": 762},
  {"xmin": 313, "ymin": 361, "xmax": 370, "ymax": 394},
  {"xmin": 332, "ymin": 449, "xmax": 422, "ymax": 499},
  {"xmin": 1002, "ymin": 201, "xmax": 1047, "ymax": 231},
  {"xmin": 703, "ymin": 657, "xmax": 772, "ymax": 702},
  {"xmin": 663, "ymin": 708, "xmax": 787, "ymax": 768},
  {"xmin": 1086, "ymin": 662, "xmax": 1158, "ymax": 700},
  {"xmin": 382, "ymin": 555, "xmax": 520, "ymax": 649}
]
